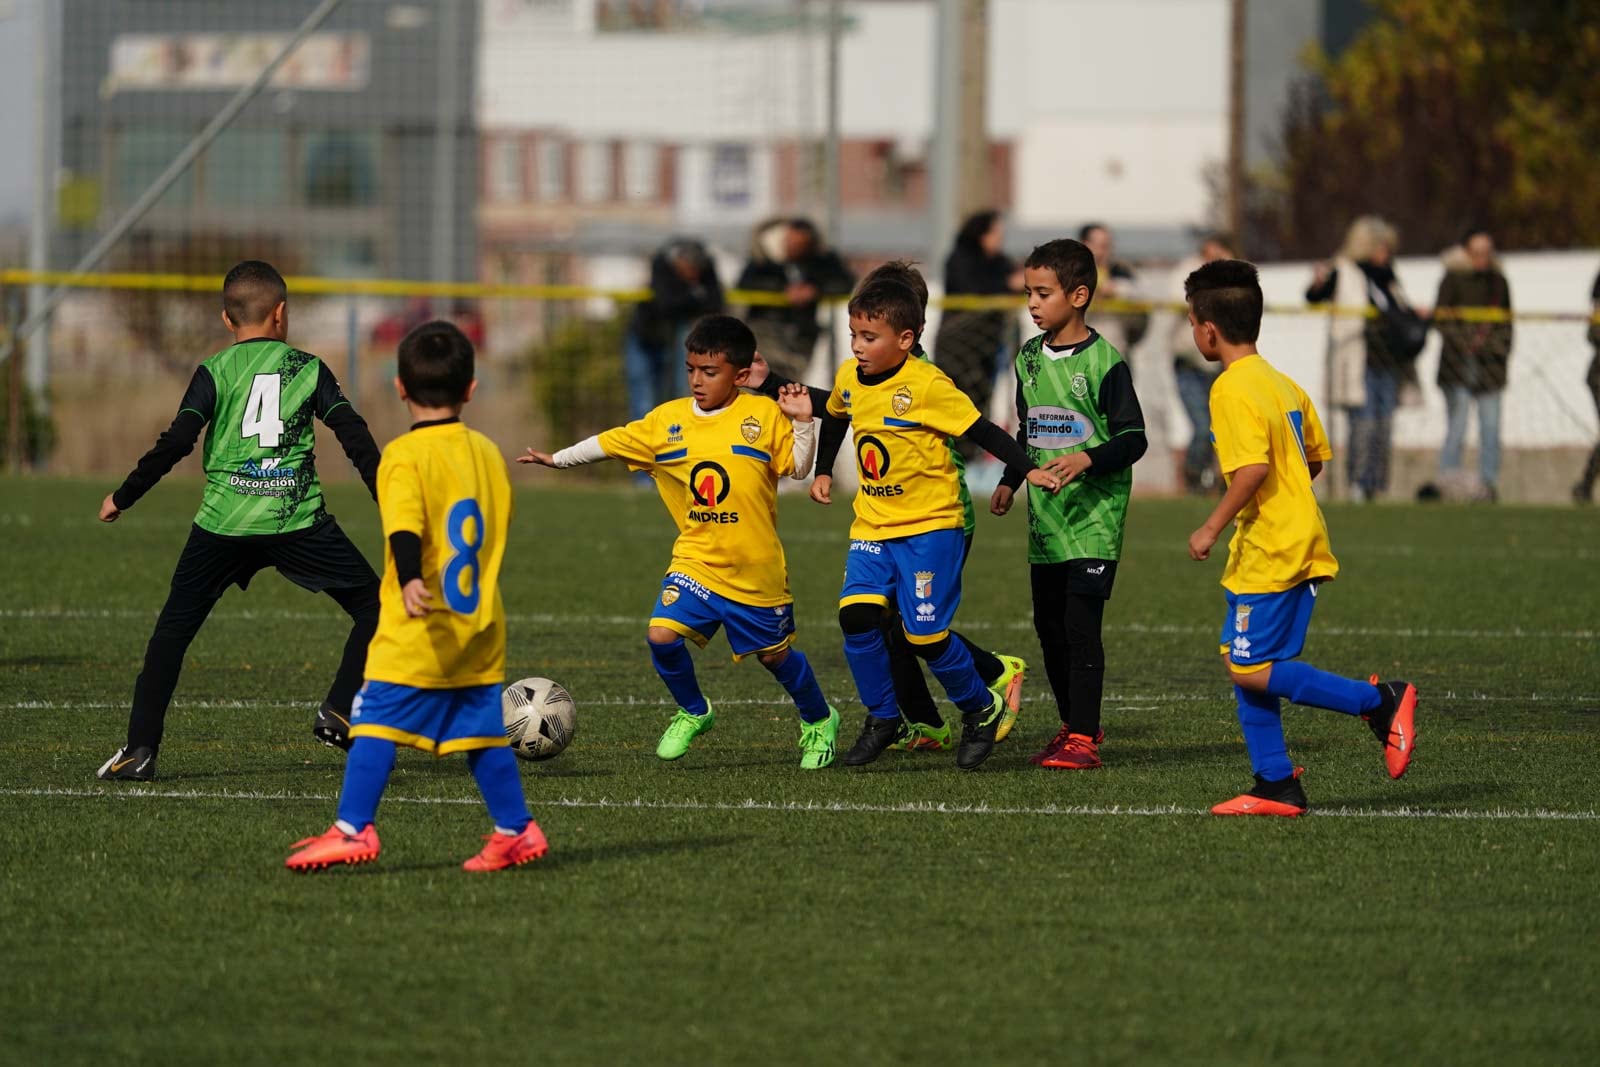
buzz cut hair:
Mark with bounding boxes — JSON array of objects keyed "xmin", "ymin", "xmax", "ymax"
[
  {"xmin": 684, "ymin": 314, "xmax": 757, "ymax": 370},
  {"xmin": 222, "ymin": 260, "xmax": 287, "ymax": 327},
  {"xmin": 847, "ymin": 278, "xmax": 924, "ymax": 336},
  {"xmin": 397, "ymin": 320, "xmax": 476, "ymax": 407},
  {"xmin": 1183, "ymin": 258, "xmax": 1263, "ymax": 344},
  {"xmin": 1024, "ymin": 239, "xmax": 1098, "ymax": 305}
]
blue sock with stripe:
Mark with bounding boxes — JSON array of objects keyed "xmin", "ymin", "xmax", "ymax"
[
  {"xmin": 467, "ymin": 746, "xmax": 532, "ymax": 833},
  {"xmin": 1235, "ymin": 685, "xmax": 1294, "ymax": 781},
  {"xmin": 335, "ymin": 736, "xmax": 396, "ymax": 831},
  {"xmin": 925, "ymin": 637, "xmax": 992, "ymax": 715},
  {"xmin": 768, "ymin": 649, "xmax": 830, "ymax": 723},
  {"xmin": 842, "ymin": 629, "xmax": 899, "ymax": 719},
  {"xmin": 650, "ymin": 637, "xmax": 709, "ymax": 716},
  {"xmin": 1264, "ymin": 661, "xmax": 1381, "ymax": 716}
]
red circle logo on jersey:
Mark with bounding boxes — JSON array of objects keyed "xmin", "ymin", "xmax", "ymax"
[
  {"xmin": 690, "ymin": 461, "xmax": 732, "ymax": 506},
  {"xmin": 856, "ymin": 435, "xmax": 892, "ymax": 481}
]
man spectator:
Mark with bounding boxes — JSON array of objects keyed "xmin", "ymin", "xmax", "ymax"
[
  {"xmin": 1430, "ymin": 228, "xmax": 1512, "ymax": 502},
  {"xmin": 736, "ymin": 218, "xmax": 855, "ymax": 380},
  {"xmin": 1168, "ymin": 232, "xmax": 1236, "ymax": 492},
  {"xmin": 1079, "ymin": 222, "xmax": 1145, "ymax": 355},
  {"xmin": 625, "ymin": 238, "xmax": 723, "ymax": 421}
]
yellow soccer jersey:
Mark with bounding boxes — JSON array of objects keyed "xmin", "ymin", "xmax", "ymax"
[
  {"xmin": 365, "ymin": 420, "xmax": 511, "ymax": 688},
  {"xmin": 598, "ymin": 394, "xmax": 797, "ymax": 606},
  {"xmin": 1210, "ymin": 354, "xmax": 1339, "ymax": 594},
  {"xmin": 826, "ymin": 356, "xmax": 982, "ymax": 540}
]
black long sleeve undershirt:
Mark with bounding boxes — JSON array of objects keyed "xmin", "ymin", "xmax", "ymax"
[
  {"xmin": 962, "ymin": 415, "xmax": 1037, "ymax": 474},
  {"xmin": 112, "ymin": 365, "xmax": 217, "ymax": 510},
  {"xmin": 752, "ymin": 366, "xmax": 850, "ymax": 476},
  {"xmin": 389, "ymin": 531, "xmax": 424, "ymax": 589},
  {"xmin": 315, "ymin": 362, "xmax": 381, "ymax": 499},
  {"xmin": 1000, "ymin": 356, "xmax": 1148, "ymax": 490}
]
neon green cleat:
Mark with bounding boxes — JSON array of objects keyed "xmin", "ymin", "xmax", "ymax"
[
  {"xmin": 992, "ymin": 654, "xmax": 1027, "ymax": 743},
  {"xmin": 798, "ymin": 706, "xmax": 840, "ymax": 769},
  {"xmin": 656, "ymin": 704, "xmax": 715, "ymax": 760},
  {"xmin": 903, "ymin": 719, "xmax": 953, "ymax": 751}
]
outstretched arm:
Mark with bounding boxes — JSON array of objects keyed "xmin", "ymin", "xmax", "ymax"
[
  {"xmin": 962, "ymin": 416, "xmax": 1060, "ymax": 492},
  {"xmin": 314, "ymin": 362, "xmax": 380, "ymax": 499},
  {"xmin": 519, "ymin": 436, "xmax": 609, "ymax": 469},
  {"xmin": 102, "ymin": 366, "xmax": 216, "ymax": 522}
]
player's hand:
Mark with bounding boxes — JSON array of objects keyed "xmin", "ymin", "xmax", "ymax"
[
  {"xmin": 810, "ymin": 475, "xmax": 832, "ymax": 505},
  {"xmin": 777, "ymin": 382, "xmax": 813, "ymax": 421},
  {"xmin": 99, "ymin": 494, "xmax": 122, "ymax": 523},
  {"xmin": 401, "ymin": 578, "xmax": 435, "ymax": 617},
  {"xmin": 1045, "ymin": 451, "xmax": 1092, "ymax": 484},
  {"xmin": 517, "ymin": 448, "xmax": 557, "ymax": 467},
  {"xmin": 1025, "ymin": 468, "xmax": 1062, "ymax": 493},
  {"xmin": 1189, "ymin": 525, "xmax": 1219, "ymax": 561},
  {"xmin": 990, "ymin": 485, "xmax": 1014, "ymax": 516},
  {"xmin": 746, "ymin": 351, "xmax": 771, "ymax": 389}
]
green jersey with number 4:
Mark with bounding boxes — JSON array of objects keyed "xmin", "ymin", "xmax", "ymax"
[{"xmin": 196, "ymin": 340, "xmax": 340, "ymax": 536}]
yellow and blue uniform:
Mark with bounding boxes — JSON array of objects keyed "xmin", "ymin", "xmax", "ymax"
[
  {"xmin": 598, "ymin": 393, "xmax": 800, "ymax": 658},
  {"xmin": 827, "ymin": 355, "xmax": 983, "ymax": 644},
  {"xmin": 351, "ymin": 420, "xmax": 512, "ymax": 754},
  {"xmin": 1209, "ymin": 354, "xmax": 1337, "ymax": 672}
]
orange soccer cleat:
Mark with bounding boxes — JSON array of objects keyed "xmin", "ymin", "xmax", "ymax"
[
  {"xmin": 1365, "ymin": 677, "xmax": 1418, "ymax": 779},
  {"xmin": 1039, "ymin": 733, "xmax": 1102, "ymax": 770},
  {"xmin": 1212, "ymin": 767, "xmax": 1308, "ymax": 817},
  {"xmin": 463, "ymin": 820, "xmax": 549, "ymax": 872},
  {"xmin": 285, "ymin": 823, "xmax": 381, "ymax": 871}
]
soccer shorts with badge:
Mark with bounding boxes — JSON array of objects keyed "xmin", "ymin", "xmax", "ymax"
[
  {"xmin": 347, "ymin": 681, "xmax": 509, "ymax": 756},
  {"xmin": 650, "ymin": 572, "xmax": 797, "ymax": 660},
  {"xmin": 840, "ymin": 527, "xmax": 966, "ymax": 644},
  {"xmin": 1219, "ymin": 579, "xmax": 1321, "ymax": 673}
]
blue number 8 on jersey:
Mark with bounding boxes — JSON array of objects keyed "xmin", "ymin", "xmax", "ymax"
[{"xmin": 444, "ymin": 498, "xmax": 485, "ymax": 614}]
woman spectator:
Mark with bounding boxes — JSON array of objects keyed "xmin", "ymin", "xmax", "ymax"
[
  {"xmin": 1306, "ymin": 216, "xmax": 1422, "ymax": 501},
  {"xmin": 1432, "ymin": 229, "xmax": 1512, "ymax": 502},
  {"xmin": 932, "ymin": 210, "xmax": 1022, "ymax": 453},
  {"xmin": 736, "ymin": 218, "xmax": 854, "ymax": 381},
  {"xmin": 625, "ymin": 238, "xmax": 723, "ymax": 421}
]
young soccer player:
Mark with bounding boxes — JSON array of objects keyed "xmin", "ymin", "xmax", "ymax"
[
  {"xmin": 1184, "ymin": 259, "xmax": 1418, "ymax": 816},
  {"xmin": 813, "ymin": 279, "xmax": 1060, "ymax": 770},
  {"xmin": 991, "ymin": 239, "xmax": 1148, "ymax": 770},
  {"xmin": 748, "ymin": 260, "xmax": 1027, "ymax": 754},
  {"xmin": 96, "ymin": 261, "xmax": 382, "ymax": 781},
  {"xmin": 287, "ymin": 321, "xmax": 547, "ymax": 871},
  {"xmin": 520, "ymin": 315, "xmax": 841, "ymax": 768}
]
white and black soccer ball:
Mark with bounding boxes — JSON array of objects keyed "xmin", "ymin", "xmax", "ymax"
[{"xmin": 502, "ymin": 677, "xmax": 576, "ymax": 761}]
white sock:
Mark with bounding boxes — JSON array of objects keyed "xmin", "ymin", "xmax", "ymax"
[
  {"xmin": 335, "ymin": 819, "xmax": 360, "ymax": 835},
  {"xmin": 494, "ymin": 825, "xmax": 520, "ymax": 837}
]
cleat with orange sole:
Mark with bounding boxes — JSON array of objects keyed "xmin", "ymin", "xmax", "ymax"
[
  {"xmin": 1366, "ymin": 677, "xmax": 1418, "ymax": 779},
  {"xmin": 285, "ymin": 823, "xmax": 381, "ymax": 871},
  {"xmin": 1040, "ymin": 733, "xmax": 1102, "ymax": 770},
  {"xmin": 463, "ymin": 820, "xmax": 549, "ymax": 872},
  {"xmin": 992, "ymin": 655, "xmax": 1027, "ymax": 743},
  {"xmin": 1212, "ymin": 766, "xmax": 1308, "ymax": 817}
]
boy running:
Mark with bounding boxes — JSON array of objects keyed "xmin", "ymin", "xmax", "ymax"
[
  {"xmin": 1184, "ymin": 259, "xmax": 1418, "ymax": 815},
  {"xmin": 97, "ymin": 261, "xmax": 381, "ymax": 780},
  {"xmin": 521, "ymin": 315, "xmax": 840, "ymax": 768}
]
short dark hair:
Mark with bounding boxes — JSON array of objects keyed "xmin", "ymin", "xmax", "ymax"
[
  {"xmin": 684, "ymin": 314, "xmax": 757, "ymax": 369},
  {"xmin": 397, "ymin": 320, "xmax": 475, "ymax": 406},
  {"xmin": 847, "ymin": 279, "xmax": 924, "ymax": 336},
  {"xmin": 859, "ymin": 260, "xmax": 929, "ymax": 312},
  {"xmin": 1183, "ymin": 259, "xmax": 1263, "ymax": 344},
  {"xmin": 222, "ymin": 260, "xmax": 287, "ymax": 326},
  {"xmin": 1077, "ymin": 222, "xmax": 1108, "ymax": 244},
  {"xmin": 1024, "ymin": 239, "xmax": 1098, "ymax": 304},
  {"xmin": 1461, "ymin": 225, "xmax": 1492, "ymax": 244}
]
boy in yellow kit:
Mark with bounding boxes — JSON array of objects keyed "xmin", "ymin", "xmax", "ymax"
[
  {"xmin": 1184, "ymin": 260, "xmax": 1418, "ymax": 816},
  {"xmin": 287, "ymin": 322, "xmax": 548, "ymax": 871}
]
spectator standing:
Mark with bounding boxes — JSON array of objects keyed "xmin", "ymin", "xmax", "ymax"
[
  {"xmin": 1432, "ymin": 229, "xmax": 1512, "ymax": 502},
  {"xmin": 1168, "ymin": 232, "xmax": 1237, "ymax": 492},
  {"xmin": 933, "ymin": 210, "xmax": 1024, "ymax": 457},
  {"xmin": 1575, "ymin": 269, "xmax": 1600, "ymax": 504},
  {"xmin": 737, "ymin": 218, "xmax": 855, "ymax": 381},
  {"xmin": 625, "ymin": 238, "xmax": 723, "ymax": 421},
  {"xmin": 1079, "ymin": 223, "xmax": 1145, "ymax": 355}
]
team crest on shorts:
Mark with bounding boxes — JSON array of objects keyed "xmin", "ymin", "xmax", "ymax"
[
  {"xmin": 662, "ymin": 587, "xmax": 681, "ymax": 606},
  {"xmin": 914, "ymin": 570, "xmax": 934, "ymax": 598},
  {"xmin": 1235, "ymin": 604, "xmax": 1251, "ymax": 633},
  {"xmin": 893, "ymin": 385, "xmax": 913, "ymax": 416},
  {"xmin": 1071, "ymin": 374, "xmax": 1090, "ymax": 399},
  {"xmin": 741, "ymin": 416, "xmax": 761, "ymax": 443}
]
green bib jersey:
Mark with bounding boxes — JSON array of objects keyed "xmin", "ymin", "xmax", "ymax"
[
  {"xmin": 919, "ymin": 348, "xmax": 977, "ymax": 536},
  {"xmin": 1011, "ymin": 330, "xmax": 1145, "ymax": 563}
]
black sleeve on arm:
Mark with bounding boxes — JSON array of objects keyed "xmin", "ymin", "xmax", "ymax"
[
  {"xmin": 751, "ymin": 368, "xmax": 832, "ymax": 421},
  {"xmin": 1305, "ymin": 269, "xmax": 1337, "ymax": 305},
  {"xmin": 999, "ymin": 375, "xmax": 1028, "ymax": 491},
  {"xmin": 814, "ymin": 413, "xmax": 849, "ymax": 477},
  {"xmin": 389, "ymin": 531, "xmax": 423, "ymax": 588},
  {"xmin": 963, "ymin": 415, "xmax": 1036, "ymax": 475},
  {"xmin": 1083, "ymin": 362, "xmax": 1149, "ymax": 475},
  {"xmin": 315, "ymin": 362, "xmax": 381, "ymax": 499},
  {"xmin": 111, "ymin": 366, "xmax": 216, "ymax": 511}
]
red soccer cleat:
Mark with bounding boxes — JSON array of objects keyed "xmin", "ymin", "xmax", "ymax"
[
  {"xmin": 285, "ymin": 823, "xmax": 381, "ymax": 871},
  {"xmin": 1211, "ymin": 767, "xmax": 1308, "ymax": 817},
  {"xmin": 1040, "ymin": 733, "xmax": 1102, "ymax": 770},
  {"xmin": 1365, "ymin": 677, "xmax": 1418, "ymax": 779},
  {"xmin": 463, "ymin": 820, "xmax": 549, "ymax": 872},
  {"xmin": 1030, "ymin": 724, "xmax": 1073, "ymax": 765}
]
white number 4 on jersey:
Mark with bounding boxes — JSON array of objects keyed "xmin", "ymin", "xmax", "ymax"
[{"xmin": 242, "ymin": 373, "xmax": 284, "ymax": 447}]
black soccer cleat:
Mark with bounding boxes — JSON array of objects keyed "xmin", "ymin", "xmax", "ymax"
[
  {"xmin": 839, "ymin": 714, "xmax": 903, "ymax": 766},
  {"xmin": 97, "ymin": 745, "xmax": 156, "ymax": 782},
  {"xmin": 1212, "ymin": 767, "xmax": 1309, "ymax": 816},
  {"xmin": 955, "ymin": 690, "xmax": 1006, "ymax": 771},
  {"xmin": 313, "ymin": 704, "xmax": 353, "ymax": 752},
  {"xmin": 1363, "ymin": 677, "xmax": 1417, "ymax": 779}
]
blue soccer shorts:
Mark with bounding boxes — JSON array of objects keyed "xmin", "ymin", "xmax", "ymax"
[
  {"xmin": 348, "ymin": 680, "xmax": 508, "ymax": 756},
  {"xmin": 840, "ymin": 527, "xmax": 966, "ymax": 645},
  {"xmin": 1218, "ymin": 579, "xmax": 1321, "ymax": 674},
  {"xmin": 649, "ymin": 572, "xmax": 796, "ymax": 661}
]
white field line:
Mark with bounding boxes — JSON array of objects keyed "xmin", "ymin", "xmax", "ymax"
[
  {"xmin": 2, "ymin": 608, "xmax": 1594, "ymax": 641},
  {"xmin": 1, "ymin": 785, "xmax": 1595, "ymax": 823}
]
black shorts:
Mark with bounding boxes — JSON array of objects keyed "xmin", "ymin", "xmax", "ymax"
[
  {"xmin": 170, "ymin": 519, "xmax": 379, "ymax": 600},
  {"xmin": 1031, "ymin": 558, "xmax": 1119, "ymax": 601}
]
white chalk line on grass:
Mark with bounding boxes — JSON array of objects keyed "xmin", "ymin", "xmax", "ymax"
[
  {"xmin": 3, "ymin": 608, "xmax": 1594, "ymax": 641},
  {"xmin": 1, "ymin": 785, "xmax": 1595, "ymax": 823}
]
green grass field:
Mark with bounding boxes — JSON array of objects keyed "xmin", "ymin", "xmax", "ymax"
[{"xmin": 2, "ymin": 477, "xmax": 1597, "ymax": 1065}]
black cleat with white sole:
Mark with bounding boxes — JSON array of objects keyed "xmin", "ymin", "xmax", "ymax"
[
  {"xmin": 313, "ymin": 703, "xmax": 353, "ymax": 751},
  {"xmin": 97, "ymin": 745, "xmax": 156, "ymax": 782}
]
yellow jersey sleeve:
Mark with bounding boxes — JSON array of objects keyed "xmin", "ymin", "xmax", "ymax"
[
  {"xmin": 920, "ymin": 372, "xmax": 983, "ymax": 438},
  {"xmin": 377, "ymin": 444, "xmax": 425, "ymax": 537},
  {"xmin": 1297, "ymin": 386, "xmax": 1333, "ymax": 462},
  {"xmin": 598, "ymin": 411, "xmax": 658, "ymax": 469},
  {"xmin": 1210, "ymin": 387, "xmax": 1270, "ymax": 475}
]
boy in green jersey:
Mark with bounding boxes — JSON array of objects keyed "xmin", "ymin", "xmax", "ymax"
[
  {"xmin": 992, "ymin": 239, "xmax": 1147, "ymax": 769},
  {"xmin": 96, "ymin": 262, "xmax": 383, "ymax": 780}
]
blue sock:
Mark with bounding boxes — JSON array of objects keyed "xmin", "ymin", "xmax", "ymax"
[
  {"xmin": 1235, "ymin": 685, "xmax": 1294, "ymax": 781},
  {"xmin": 467, "ymin": 746, "xmax": 532, "ymax": 833},
  {"xmin": 925, "ymin": 637, "xmax": 991, "ymax": 715},
  {"xmin": 1265, "ymin": 661, "xmax": 1381, "ymax": 716},
  {"xmin": 842, "ymin": 628, "xmax": 898, "ymax": 719},
  {"xmin": 768, "ymin": 649, "xmax": 830, "ymax": 723},
  {"xmin": 649, "ymin": 638, "xmax": 709, "ymax": 715},
  {"xmin": 335, "ymin": 736, "xmax": 396, "ymax": 829}
]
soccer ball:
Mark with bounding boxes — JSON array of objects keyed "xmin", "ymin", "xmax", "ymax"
[{"xmin": 502, "ymin": 677, "xmax": 576, "ymax": 761}]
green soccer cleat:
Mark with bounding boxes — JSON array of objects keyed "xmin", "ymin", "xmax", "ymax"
[
  {"xmin": 798, "ymin": 706, "xmax": 841, "ymax": 769},
  {"xmin": 992, "ymin": 654, "xmax": 1027, "ymax": 743},
  {"xmin": 656, "ymin": 704, "xmax": 715, "ymax": 761},
  {"xmin": 902, "ymin": 719, "xmax": 953, "ymax": 752}
]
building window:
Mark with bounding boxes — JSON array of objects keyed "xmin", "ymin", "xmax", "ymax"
[
  {"xmin": 535, "ymin": 138, "xmax": 566, "ymax": 202},
  {"xmin": 487, "ymin": 137, "xmax": 524, "ymax": 203},
  {"xmin": 622, "ymin": 143, "xmax": 659, "ymax": 202},
  {"xmin": 204, "ymin": 129, "xmax": 288, "ymax": 207},
  {"xmin": 576, "ymin": 141, "xmax": 611, "ymax": 204},
  {"xmin": 304, "ymin": 132, "xmax": 378, "ymax": 207},
  {"xmin": 710, "ymin": 143, "xmax": 750, "ymax": 208},
  {"xmin": 114, "ymin": 129, "xmax": 194, "ymax": 208}
]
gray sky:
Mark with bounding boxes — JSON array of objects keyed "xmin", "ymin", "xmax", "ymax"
[{"xmin": 0, "ymin": 0, "xmax": 36, "ymax": 227}]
